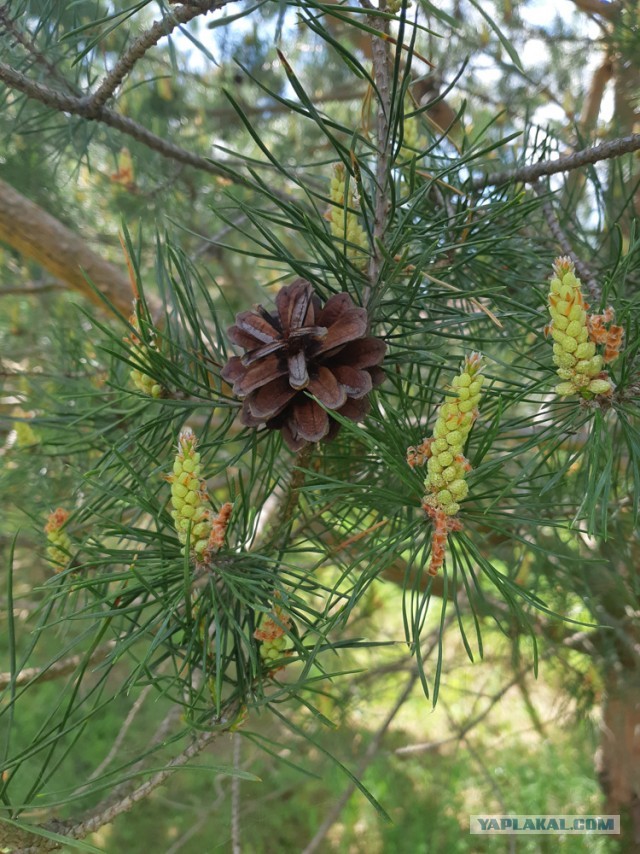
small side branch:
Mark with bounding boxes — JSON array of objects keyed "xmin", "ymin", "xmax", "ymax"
[
  {"xmin": 70, "ymin": 727, "xmax": 224, "ymax": 839},
  {"xmin": 0, "ymin": 3, "xmax": 78, "ymax": 94},
  {"xmin": 474, "ymin": 132, "xmax": 640, "ymax": 189},
  {"xmin": 532, "ymin": 182, "xmax": 601, "ymax": 303},
  {"xmin": 302, "ymin": 671, "xmax": 419, "ymax": 854},
  {"xmin": 365, "ymin": 0, "xmax": 392, "ymax": 304},
  {"xmin": 87, "ymin": 1, "xmax": 228, "ymax": 113}
]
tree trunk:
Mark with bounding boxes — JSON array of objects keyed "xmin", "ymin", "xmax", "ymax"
[
  {"xmin": 597, "ymin": 670, "xmax": 640, "ymax": 849},
  {"xmin": 585, "ymin": 537, "xmax": 640, "ymax": 850}
]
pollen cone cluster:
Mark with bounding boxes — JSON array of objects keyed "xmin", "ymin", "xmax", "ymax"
[
  {"xmin": 254, "ymin": 605, "xmax": 293, "ymax": 672},
  {"xmin": 547, "ymin": 257, "xmax": 618, "ymax": 398},
  {"xmin": 222, "ymin": 280, "xmax": 386, "ymax": 451},
  {"xmin": 13, "ymin": 409, "xmax": 38, "ymax": 447},
  {"xmin": 400, "ymin": 97, "xmax": 421, "ymax": 160},
  {"xmin": 423, "ymin": 353, "xmax": 485, "ymax": 518},
  {"xmin": 127, "ymin": 307, "xmax": 162, "ymax": 398},
  {"xmin": 45, "ymin": 508, "xmax": 72, "ymax": 571},
  {"xmin": 413, "ymin": 353, "xmax": 485, "ymax": 576},
  {"xmin": 167, "ymin": 428, "xmax": 232, "ymax": 562},
  {"xmin": 326, "ymin": 164, "xmax": 368, "ymax": 264}
]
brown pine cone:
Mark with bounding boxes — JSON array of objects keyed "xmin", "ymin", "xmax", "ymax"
[{"xmin": 221, "ymin": 280, "xmax": 386, "ymax": 450}]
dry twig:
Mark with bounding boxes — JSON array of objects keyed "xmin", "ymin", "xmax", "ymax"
[
  {"xmin": 0, "ymin": 643, "xmax": 115, "ymax": 692},
  {"xmin": 301, "ymin": 621, "xmax": 449, "ymax": 854},
  {"xmin": 15, "ymin": 706, "xmax": 240, "ymax": 853}
]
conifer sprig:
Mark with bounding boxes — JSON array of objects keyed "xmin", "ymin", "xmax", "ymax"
[{"xmin": 3, "ymin": 0, "xmax": 640, "ymax": 842}]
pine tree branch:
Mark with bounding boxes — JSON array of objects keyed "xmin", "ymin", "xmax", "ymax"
[
  {"xmin": 69, "ymin": 719, "xmax": 236, "ymax": 842},
  {"xmin": 0, "ymin": 62, "xmax": 87, "ymax": 114},
  {"xmin": 91, "ymin": 705, "xmax": 183, "ymax": 813},
  {"xmin": 87, "ymin": 1, "xmax": 229, "ymax": 113},
  {"xmin": 473, "ymin": 132, "xmax": 640, "ymax": 189}
]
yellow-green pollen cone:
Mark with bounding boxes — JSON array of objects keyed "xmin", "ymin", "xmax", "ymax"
[
  {"xmin": 168, "ymin": 428, "xmax": 212, "ymax": 560},
  {"xmin": 547, "ymin": 257, "xmax": 613, "ymax": 398},
  {"xmin": 423, "ymin": 353, "xmax": 485, "ymax": 517},
  {"xmin": 45, "ymin": 508, "xmax": 72, "ymax": 571},
  {"xmin": 326, "ymin": 163, "xmax": 368, "ymax": 264}
]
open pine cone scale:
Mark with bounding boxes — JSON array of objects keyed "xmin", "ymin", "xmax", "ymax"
[{"xmin": 222, "ymin": 280, "xmax": 385, "ymax": 450}]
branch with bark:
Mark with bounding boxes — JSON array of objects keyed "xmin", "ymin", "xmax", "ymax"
[
  {"xmin": 0, "ymin": 3, "xmax": 79, "ymax": 94},
  {"xmin": 568, "ymin": 0, "xmax": 618, "ymax": 20},
  {"xmin": 2, "ymin": 46, "xmax": 639, "ymax": 204}
]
